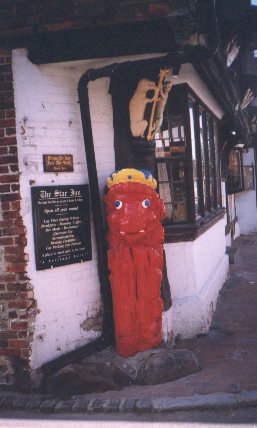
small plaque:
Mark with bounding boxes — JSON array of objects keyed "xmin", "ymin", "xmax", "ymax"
[
  {"xmin": 43, "ymin": 154, "xmax": 73, "ymax": 173},
  {"xmin": 31, "ymin": 185, "xmax": 92, "ymax": 270}
]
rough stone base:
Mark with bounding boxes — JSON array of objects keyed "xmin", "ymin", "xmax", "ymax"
[{"xmin": 44, "ymin": 346, "xmax": 200, "ymax": 396}]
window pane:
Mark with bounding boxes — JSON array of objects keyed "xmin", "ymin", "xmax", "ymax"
[
  {"xmin": 156, "ymin": 160, "xmax": 188, "ymax": 223},
  {"xmin": 169, "ymin": 116, "xmax": 186, "ymax": 156},
  {"xmin": 213, "ymin": 120, "xmax": 221, "ymax": 206},
  {"xmin": 207, "ymin": 116, "xmax": 216, "ymax": 210},
  {"xmin": 189, "ymin": 102, "xmax": 200, "ymax": 218},
  {"xmin": 171, "ymin": 160, "xmax": 188, "ymax": 222},
  {"xmin": 227, "ymin": 150, "xmax": 243, "ymax": 193},
  {"xmin": 199, "ymin": 111, "xmax": 208, "ymax": 210}
]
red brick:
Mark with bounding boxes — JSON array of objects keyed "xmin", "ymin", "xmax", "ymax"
[
  {"xmin": 0, "ymin": 184, "xmax": 10, "ymax": 192},
  {"xmin": 2, "ymin": 205, "xmax": 19, "ymax": 215},
  {"xmin": 0, "ymin": 146, "xmax": 8, "ymax": 155},
  {"xmin": 0, "ymin": 118, "xmax": 15, "ymax": 127},
  {"xmin": 0, "ymin": 174, "xmax": 19, "ymax": 183},
  {"xmin": 0, "ymin": 220, "xmax": 13, "ymax": 228},
  {"xmin": 18, "ymin": 331, "xmax": 28, "ymax": 339},
  {"xmin": 0, "ymin": 292, "xmax": 16, "ymax": 299},
  {"xmin": 9, "ymin": 164, "xmax": 18, "ymax": 172},
  {"xmin": 4, "ymin": 246, "xmax": 16, "ymax": 255},
  {"xmin": 14, "ymin": 235, "xmax": 27, "ymax": 245},
  {"xmin": 0, "ymin": 136, "xmax": 17, "ymax": 146},
  {"xmin": 7, "ymin": 283, "xmax": 26, "ymax": 291},
  {"xmin": 0, "ymin": 165, "xmax": 8, "ymax": 173},
  {"xmin": 0, "ymin": 348, "xmax": 21, "ymax": 357},
  {"xmin": 21, "ymin": 349, "xmax": 31, "ymax": 358},
  {"xmin": 0, "ymin": 273, "xmax": 15, "ymax": 282},
  {"xmin": 8, "ymin": 310, "xmax": 17, "ymax": 319},
  {"xmin": 0, "ymin": 49, "xmax": 11, "ymax": 56},
  {"xmin": 11, "ymin": 200, "xmax": 21, "ymax": 210},
  {"xmin": 0, "ymin": 340, "xmax": 8, "ymax": 347},
  {"xmin": 5, "ymin": 127, "xmax": 16, "ymax": 136},
  {"xmin": 0, "ymin": 236, "xmax": 13, "ymax": 245},
  {"xmin": 2, "ymin": 226, "xmax": 25, "ymax": 236},
  {"xmin": 11, "ymin": 321, "xmax": 28, "ymax": 330},
  {"xmin": 8, "ymin": 339, "xmax": 30, "ymax": 349},
  {"xmin": 0, "ymin": 331, "xmax": 17, "ymax": 339},
  {"xmin": 5, "ymin": 109, "xmax": 15, "ymax": 118},
  {"xmin": 4, "ymin": 255, "xmax": 15, "ymax": 263},
  {"xmin": 7, "ymin": 262, "xmax": 26, "ymax": 273},
  {"xmin": 0, "ymin": 64, "xmax": 12, "ymax": 73},
  {"xmin": 8, "ymin": 300, "xmax": 28, "ymax": 309},
  {"xmin": 11, "ymin": 184, "xmax": 19, "ymax": 192},
  {"xmin": 0, "ymin": 155, "xmax": 18, "ymax": 165},
  {"xmin": 0, "ymin": 82, "xmax": 13, "ymax": 92},
  {"xmin": 8, "ymin": 146, "xmax": 17, "ymax": 154}
]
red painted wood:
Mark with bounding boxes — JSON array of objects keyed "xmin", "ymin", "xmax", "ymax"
[{"xmin": 105, "ymin": 181, "xmax": 165, "ymax": 357}]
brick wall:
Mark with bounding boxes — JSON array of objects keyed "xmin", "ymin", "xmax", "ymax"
[{"xmin": 0, "ymin": 49, "xmax": 36, "ymax": 389}]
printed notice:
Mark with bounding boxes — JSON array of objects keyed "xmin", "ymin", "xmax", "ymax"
[{"xmin": 31, "ymin": 185, "xmax": 92, "ymax": 270}]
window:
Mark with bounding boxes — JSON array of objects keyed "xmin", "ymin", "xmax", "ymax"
[
  {"xmin": 154, "ymin": 84, "xmax": 222, "ymax": 239},
  {"xmin": 251, "ymin": 0, "xmax": 257, "ymax": 6},
  {"xmin": 227, "ymin": 149, "xmax": 244, "ymax": 193}
]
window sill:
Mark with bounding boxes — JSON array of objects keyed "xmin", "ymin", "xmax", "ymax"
[{"xmin": 164, "ymin": 208, "xmax": 226, "ymax": 243}]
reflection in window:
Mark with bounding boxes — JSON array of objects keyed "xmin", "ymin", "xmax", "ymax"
[{"xmin": 189, "ymin": 102, "xmax": 200, "ymax": 218}]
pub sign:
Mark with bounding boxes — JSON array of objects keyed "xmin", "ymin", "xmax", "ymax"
[{"xmin": 31, "ymin": 185, "xmax": 92, "ymax": 270}]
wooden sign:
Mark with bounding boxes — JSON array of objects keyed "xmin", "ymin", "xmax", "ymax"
[
  {"xmin": 31, "ymin": 185, "xmax": 92, "ymax": 270},
  {"xmin": 43, "ymin": 154, "xmax": 73, "ymax": 172}
]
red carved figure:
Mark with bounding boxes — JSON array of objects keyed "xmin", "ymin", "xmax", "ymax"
[{"xmin": 105, "ymin": 169, "xmax": 165, "ymax": 357}]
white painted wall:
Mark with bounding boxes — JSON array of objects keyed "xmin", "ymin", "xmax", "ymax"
[
  {"xmin": 12, "ymin": 49, "xmax": 229, "ymax": 366},
  {"xmin": 235, "ymin": 148, "xmax": 257, "ymax": 234},
  {"xmin": 12, "ymin": 49, "xmax": 117, "ymax": 368},
  {"xmin": 165, "ymin": 217, "xmax": 228, "ymax": 339}
]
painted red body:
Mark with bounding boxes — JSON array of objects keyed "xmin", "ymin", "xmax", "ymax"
[{"xmin": 105, "ymin": 181, "xmax": 165, "ymax": 357}]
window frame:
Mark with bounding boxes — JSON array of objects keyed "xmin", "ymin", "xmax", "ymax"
[{"xmin": 154, "ymin": 83, "xmax": 224, "ymax": 243}]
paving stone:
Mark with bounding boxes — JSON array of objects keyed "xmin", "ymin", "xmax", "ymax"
[
  {"xmin": 123, "ymin": 398, "xmax": 137, "ymax": 412},
  {"xmin": 92, "ymin": 399, "xmax": 104, "ymax": 412},
  {"xmin": 26, "ymin": 397, "xmax": 45, "ymax": 411},
  {"xmin": 105, "ymin": 398, "xmax": 121, "ymax": 412},
  {"xmin": 12, "ymin": 395, "xmax": 34, "ymax": 410},
  {"xmin": 55, "ymin": 399, "xmax": 74, "ymax": 413},
  {"xmin": 72, "ymin": 398, "xmax": 91, "ymax": 412},
  {"xmin": 237, "ymin": 389, "xmax": 257, "ymax": 406},
  {"xmin": 151, "ymin": 393, "xmax": 238, "ymax": 412},
  {"xmin": 1, "ymin": 394, "xmax": 17, "ymax": 409},
  {"xmin": 135, "ymin": 399, "xmax": 152, "ymax": 412},
  {"xmin": 40, "ymin": 398, "xmax": 60, "ymax": 413}
]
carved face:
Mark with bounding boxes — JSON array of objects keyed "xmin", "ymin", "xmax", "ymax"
[{"xmin": 105, "ymin": 182, "xmax": 165, "ymax": 246}]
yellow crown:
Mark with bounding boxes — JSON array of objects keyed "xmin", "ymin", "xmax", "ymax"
[{"xmin": 106, "ymin": 168, "xmax": 157, "ymax": 190}]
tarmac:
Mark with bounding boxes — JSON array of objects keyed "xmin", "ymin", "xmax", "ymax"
[{"xmin": 1, "ymin": 233, "xmax": 257, "ymax": 414}]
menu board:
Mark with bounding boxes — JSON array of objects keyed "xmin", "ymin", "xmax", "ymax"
[{"xmin": 31, "ymin": 185, "xmax": 92, "ymax": 270}]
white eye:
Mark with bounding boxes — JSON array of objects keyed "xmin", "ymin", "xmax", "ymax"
[
  {"xmin": 142, "ymin": 199, "xmax": 150, "ymax": 208},
  {"xmin": 114, "ymin": 200, "xmax": 122, "ymax": 209}
]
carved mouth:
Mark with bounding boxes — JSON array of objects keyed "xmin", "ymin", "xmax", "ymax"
[{"xmin": 120, "ymin": 229, "xmax": 145, "ymax": 235}]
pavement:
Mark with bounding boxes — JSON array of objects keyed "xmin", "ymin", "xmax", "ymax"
[{"xmin": 1, "ymin": 233, "xmax": 257, "ymax": 414}]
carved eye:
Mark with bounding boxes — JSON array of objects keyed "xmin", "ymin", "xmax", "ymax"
[
  {"xmin": 114, "ymin": 200, "xmax": 122, "ymax": 209},
  {"xmin": 142, "ymin": 199, "xmax": 150, "ymax": 208}
]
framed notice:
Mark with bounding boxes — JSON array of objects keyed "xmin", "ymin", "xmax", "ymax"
[
  {"xmin": 243, "ymin": 166, "xmax": 255, "ymax": 191},
  {"xmin": 31, "ymin": 185, "xmax": 92, "ymax": 270},
  {"xmin": 43, "ymin": 154, "xmax": 74, "ymax": 172}
]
